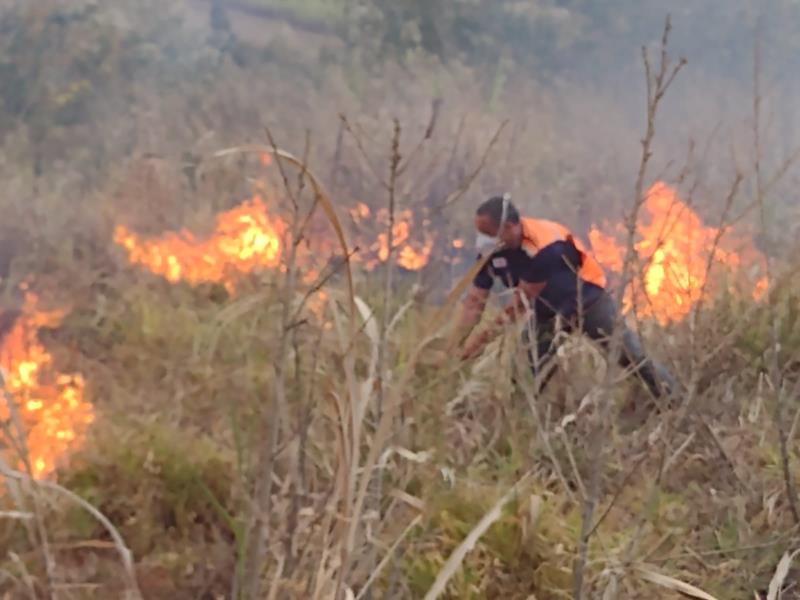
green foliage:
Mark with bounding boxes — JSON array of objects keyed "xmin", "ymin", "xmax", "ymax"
[
  {"xmin": 32, "ymin": 418, "xmax": 239, "ymax": 597},
  {"xmin": 58, "ymin": 420, "xmax": 238, "ymax": 555},
  {"xmin": 328, "ymin": 0, "xmax": 800, "ymax": 81},
  {"xmin": 0, "ymin": 1, "xmax": 222, "ymax": 178}
]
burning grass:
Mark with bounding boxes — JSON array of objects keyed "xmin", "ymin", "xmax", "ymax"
[
  {"xmin": 588, "ymin": 181, "xmax": 769, "ymax": 325},
  {"xmin": 1, "ymin": 162, "xmax": 798, "ymax": 598},
  {"xmin": 113, "ymin": 194, "xmax": 286, "ymax": 293},
  {"xmin": 0, "ymin": 86, "xmax": 797, "ymax": 598},
  {"xmin": 114, "ymin": 181, "xmax": 440, "ymax": 296},
  {"xmin": 0, "ymin": 5, "xmax": 798, "ymax": 596},
  {"xmin": 0, "ymin": 289, "xmax": 93, "ymax": 479},
  {"xmin": 57, "ymin": 204, "xmax": 800, "ymax": 598}
]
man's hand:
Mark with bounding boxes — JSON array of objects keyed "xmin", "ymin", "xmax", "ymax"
[
  {"xmin": 460, "ymin": 330, "xmax": 490, "ymax": 361},
  {"xmin": 449, "ymin": 286, "xmax": 489, "ymax": 347},
  {"xmin": 458, "ymin": 284, "xmax": 545, "ymax": 361}
]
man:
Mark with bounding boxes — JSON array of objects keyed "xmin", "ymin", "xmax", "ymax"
[{"xmin": 454, "ymin": 193, "xmax": 676, "ymax": 399}]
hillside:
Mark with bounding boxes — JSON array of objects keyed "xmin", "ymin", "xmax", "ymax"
[{"xmin": 0, "ymin": 2, "xmax": 799, "ymax": 599}]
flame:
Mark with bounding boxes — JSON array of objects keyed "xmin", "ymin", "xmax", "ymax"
[
  {"xmin": 589, "ymin": 182, "xmax": 767, "ymax": 324},
  {"xmin": 0, "ymin": 293, "xmax": 93, "ymax": 478},
  {"xmin": 350, "ymin": 202, "xmax": 370, "ymax": 222},
  {"xmin": 370, "ymin": 209, "xmax": 433, "ymax": 271},
  {"xmin": 115, "ymin": 187, "xmax": 440, "ymax": 301},
  {"xmin": 753, "ymin": 275, "xmax": 769, "ymax": 301},
  {"xmin": 398, "ymin": 240, "xmax": 434, "ymax": 270},
  {"xmin": 114, "ymin": 195, "xmax": 287, "ymax": 292}
]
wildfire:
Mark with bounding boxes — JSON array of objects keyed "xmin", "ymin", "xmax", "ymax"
[
  {"xmin": 0, "ymin": 292, "xmax": 93, "ymax": 478},
  {"xmin": 114, "ymin": 195, "xmax": 287, "ymax": 292},
  {"xmin": 115, "ymin": 187, "xmax": 440, "ymax": 295},
  {"xmin": 349, "ymin": 202, "xmax": 370, "ymax": 222},
  {"xmin": 589, "ymin": 181, "xmax": 767, "ymax": 324},
  {"xmin": 372, "ymin": 211, "xmax": 434, "ymax": 271},
  {"xmin": 753, "ymin": 275, "xmax": 769, "ymax": 301}
]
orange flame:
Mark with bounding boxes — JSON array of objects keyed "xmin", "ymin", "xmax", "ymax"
[
  {"xmin": 115, "ymin": 190, "xmax": 439, "ymax": 297},
  {"xmin": 589, "ymin": 182, "xmax": 766, "ymax": 324},
  {"xmin": 0, "ymin": 293, "xmax": 93, "ymax": 478},
  {"xmin": 350, "ymin": 202, "xmax": 370, "ymax": 222},
  {"xmin": 753, "ymin": 275, "xmax": 769, "ymax": 301},
  {"xmin": 370, "ymin": 209, "xmax": 433, "ymax": 271},
  {"xmin": 398, "ymin": 240, "xmax": 434, "ymax": 270},
  {"xmin": 114, "ymin": 196, "xmax": 286, "ymax": 292}
]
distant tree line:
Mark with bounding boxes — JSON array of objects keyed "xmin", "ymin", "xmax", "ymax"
[
  {"xmin": 337, "ymin": 0, "xmax": 800, "ymax": 81},
  {"xmin": 2, "ymin": 0, "xmax": 799, "ymax": 182}
]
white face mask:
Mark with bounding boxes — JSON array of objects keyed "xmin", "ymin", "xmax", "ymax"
[{"xmin": 475, "ymin": 193, "xmax": 511, "ymax": 254}]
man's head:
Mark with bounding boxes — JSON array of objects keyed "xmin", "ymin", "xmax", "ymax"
[{"xmin": 474, "ymin": 194, "xmax": 522, "ymax": 252}]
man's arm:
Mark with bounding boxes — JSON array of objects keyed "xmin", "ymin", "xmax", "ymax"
[
  {"xmin": 449, "ymin": 254, "xmax": 495, "ymax": 350},
  {"xmin": 460, "ymin": 280, "xmax": 545, "ymax": 360},
  {"xmin": 460, "ymin": 286, "xmax": 489, "ymax": 328},
  {"xmin": 460, "ymin": 244, "xmax": 575, "ymax": 359},
  {"xmin": 449, "ymin": 286, "xmax": 489, "ymax": 349}
]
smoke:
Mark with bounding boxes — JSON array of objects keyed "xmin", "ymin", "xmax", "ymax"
[{"xmin": 2, "ymin": 0, "xmax": 799, "ymax": 250}]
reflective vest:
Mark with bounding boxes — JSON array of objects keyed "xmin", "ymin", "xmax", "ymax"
[{"xmin": 519, "ymin": 217, "xmax": 607, "ymax": 288}]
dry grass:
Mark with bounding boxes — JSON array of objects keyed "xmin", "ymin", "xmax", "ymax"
[
  {"xmin": 2, "ymin": 141, "xmax": 799, "ymax": 598},
  {"xmin": 0, "ymin": 3, "xmax": 798, "ymax": 600}
]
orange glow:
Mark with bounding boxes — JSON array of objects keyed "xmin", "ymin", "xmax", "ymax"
[
  {"xmin": 0, "ymin": 293, "xmax": 93, "ymax": 478},
  {"xmin": 369, "ymin": 209, "xmax": 433, "ymax": 271},
  {"xmin": 398, "ymin": 239, "xmax": 434, "ymax": 270},
  {"xmin": 306, "ymin": 290, "xmax": 329, "ymax": 320},
  {"xmin": 452, "ymin": 239, "xmax": 465, "ymax": 249},
  {"xmin": 350, "ymin": 202, "xmax": 370, "ymax": 222},
  {"xmin": 753, "ymin": 275, "xmax": 769, "ymax": 301},
  {"xmin": 114, "ymin": 195, "xmax": 287, "ymax": 292},
  {"xmin": 589, "ymin": 182, "xmax": 767, "ymax": 324},
  {"xmin": 376, "ymin": 220, "xmax": 410, "ymax": 262},
  {"xmin": 116, "ymin": 188, "xmax": 438, "ymax": 298},
  {"xmin": 260, "ymin": 153, "xmax": 272, "ymax": 167}
]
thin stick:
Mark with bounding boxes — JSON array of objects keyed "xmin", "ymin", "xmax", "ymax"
[
  {"xmin": 574, "ymin": 15, "xmax": 685, "ymax": 600},
  {"xmin": 432, "ymin": 120, "xmax": 509, "ymax": 216},
  {"xmin": 354, "ymin": 515, "xmax": 422, "ymax": 600},
  {"xmin": 586, "ymin": 449, "xmax": 651, "ymax": 539},
  {"xmin": 751, "ymin": 22, "xmax": 800, "ymax": 526},
  {"xmin": 238, "ymin": 130, "xmax": 306, "ymax": 600},
  {"xmin": 330, "ymin": 118, "xmax": 345, "ymax": 194},
  {"xmin": 397, "ymin": 97, "xmax": 441, "ymax": 177},
  {"xmin": 0, "ymin": 461, "xmax": 143, "ymax": 600},
  {"xmin": 340, "ymin": 115, "xmax": 388, "ymax": 189},
  {"xmin": 423, "ymin": 474, "xmax": 533, "ymax": 600},
  {"xmin": 345, "ymin": 119, "xmax": 402, "ymax": 600},
  {"xmin": 0, "ymin": 369, "xmax": 59, "ymax": 600}
]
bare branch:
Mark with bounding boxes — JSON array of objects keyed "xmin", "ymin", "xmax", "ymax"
[
  {"xmin": 431, "ymin": 119, "xmax": 508, "ymax": 217},
  {"xmin": 750, "ymin": 18, "xmax": 800, "ymax": 527},
  {"xmin": 574, "ymin": 15, "xmax": 684, "ymax": 599},
  {"xmin": 340, "ymin": 115, "xmax": 389, "ymax": 189},
  {"xmin": 265, "ymin": 127, "xmax": 299, "ymax": 214},
  {"xmin": 398, "ymin": 98, "xmax": 442, "ymax": 177}
]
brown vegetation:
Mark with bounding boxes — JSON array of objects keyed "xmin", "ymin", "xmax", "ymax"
[{"xmin": 0, "ymin": 2, "xmax": 798, "ymax": 599}]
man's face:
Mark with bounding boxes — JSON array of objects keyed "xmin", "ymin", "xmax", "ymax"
[{"xmin": 474, "ymin": 214, "xmax": 522, "ymax": 251}]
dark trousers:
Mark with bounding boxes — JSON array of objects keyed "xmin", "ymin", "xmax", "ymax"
[{"xmin": 523, "ymin": 291, "xmax": 677, "ymax": 398}]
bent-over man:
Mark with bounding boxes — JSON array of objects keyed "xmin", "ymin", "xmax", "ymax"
[{"xmin": 455, "ymin": 194, "xmax": 677, "ymax": 399}]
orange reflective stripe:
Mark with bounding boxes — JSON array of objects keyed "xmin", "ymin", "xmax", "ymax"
[
  {"xmin": 573, "ymin": 240, "xmax": 607, "ymax": 288},
  {"xmin": 520, "ymin": 217, "xmax": 564, "ymax": 250},
  {"xmin": 519, "ymin": 217, "xmax": 607, "ymax": 288},
  {"xmin": 562, "ymin": 228, "xmax": 607, "ymax": 288}
]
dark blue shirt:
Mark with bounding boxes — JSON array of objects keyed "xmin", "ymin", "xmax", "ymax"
[{"xmin": 473, "ymin": 240, "xmax": 604, "ymax": 321}]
